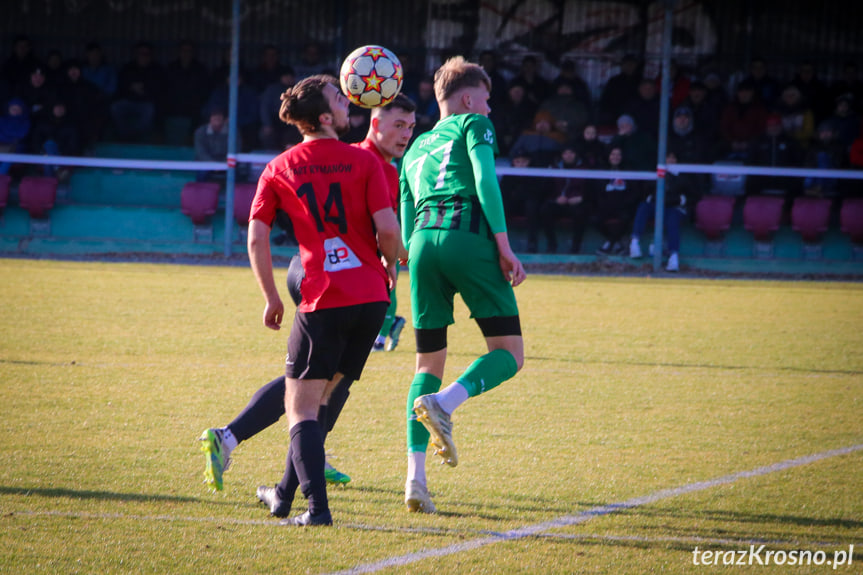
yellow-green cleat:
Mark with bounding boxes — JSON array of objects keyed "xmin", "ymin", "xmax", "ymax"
[
  {"xmin": 324, "ymin": 460, "xmax": 351, "ymax": 485},
  {"xmin": 199, "ymin": 428, "xmax": 232, "ymax": 491},
  {"xmin": 413, "ymin": 395, "xmax": 458, "ymax": 467}
]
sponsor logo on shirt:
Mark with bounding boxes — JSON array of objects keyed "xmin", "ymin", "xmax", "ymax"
[
  {"xmin": 484, "ymin": 129, "xmax": 494, "ymax": 144},
  {"xmin": 323, "ymin": 237, "xmax": 361, "ymax": 272}
]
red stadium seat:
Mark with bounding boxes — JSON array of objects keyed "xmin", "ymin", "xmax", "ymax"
[
  {"xmin": 840, "ymin": 198, "xmax": 863, "ymax": 245},
  {"xmin": 180, "ymin": 182, "xmax": 220, "ymax": 225},
  {"xmin": 791, "ymin": 197, "xmax": 832, "ymax": 243},
  {"xmin": 743, "ymin": 195, "xmax": 784, "ymax": 242},
  {"xmin": 0, "ymin": 174, "xmax": 10, "ymax": 211},
  {"xmin": 18, "ymin": 176, "xmax": 58, "ymax": 219},
  {"xmin": 695, "ymin": 195, "xmax": 735, "ymax": 240},
  {"xmin": 233, "ymin": 183, "xmax": 257, "ymax": 227}
]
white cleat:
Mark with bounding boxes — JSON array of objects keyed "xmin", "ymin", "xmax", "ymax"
[{"xmin": 405, "ymin": 480, "xmax": 436, "ymax": 513}]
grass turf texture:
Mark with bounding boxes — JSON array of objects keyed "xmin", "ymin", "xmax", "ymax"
[{"xmin": 0, "ymin": 258, "xmax": 861, "ymax": 574}]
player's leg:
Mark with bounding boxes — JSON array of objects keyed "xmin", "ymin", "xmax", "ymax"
[{"xmin": 373, "ymin": 296, "xmax": 397, "ymax": 351}]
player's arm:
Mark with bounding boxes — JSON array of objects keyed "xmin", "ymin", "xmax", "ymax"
[
  {"xmin": 372, "ymin": 207, "xmax": 400, "ymax": 290},
  {"xmin": 248, "ymin": 218, "xmax": 284, "ymax": 330},
  {"xmin": 469, "ymin": 143, "xmax": 527, "ymax": 287}
]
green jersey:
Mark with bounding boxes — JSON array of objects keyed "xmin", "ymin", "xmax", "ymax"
[{"xmin": 400, "ymin": 113, "xmax": 505, "ymax": 247}]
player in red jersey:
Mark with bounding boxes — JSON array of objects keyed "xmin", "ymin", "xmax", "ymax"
[
  {"xmin": 198, "ymin": 90, "xmax": 414, "ymax": 523},
  {"xmin": 246, "ymin": 75, "xmax": 400, "ymax": 526}
]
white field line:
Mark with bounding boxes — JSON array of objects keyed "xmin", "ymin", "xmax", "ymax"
[{"xmin": 324, "ymin": 443, "xmax": 863, "ymax": 575}]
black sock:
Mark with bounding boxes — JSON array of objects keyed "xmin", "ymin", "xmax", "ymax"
[
  {"xmin": 289, "ymin": 420, "xmax": 328, "ymax": 515},
  {"xmin": 227, "ymin": 377, "xmax": 286, "ymax": 442},
  {"xmin": 325, "ymin": 378, "xmax": 353, "ymax": 435},
  {"xmin": 317, "ymin": 404, "xmax": 329, "ymax": 443},
  {"xmin": 275, "ymin": 446, "xmax": 299, "ymax": 508}
]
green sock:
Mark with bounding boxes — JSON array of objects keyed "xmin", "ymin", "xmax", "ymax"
[
  {"xmin": 406, "ymin": 372, "xmax": 442, "ymax": 453},
  {"xmin": 456, "ymin": 349, "xmax": 518, "ymax": 398},
  {"xmin": 378, "ymin": 292, "xmax": 398, "ymax": 337}
]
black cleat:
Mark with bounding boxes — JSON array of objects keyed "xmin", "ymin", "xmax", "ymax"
[
  {"xmin": 279, "ymin": 510, "xmax": 333, "ymax": 526},
  {"xmin": 256, "ymin": 485, "xmax": 291, "ymax": 518}
]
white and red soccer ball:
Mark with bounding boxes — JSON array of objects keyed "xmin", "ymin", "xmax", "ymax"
[{"xmin": 339, "ymin": 45, "xmax": 403, "ymax": 108}]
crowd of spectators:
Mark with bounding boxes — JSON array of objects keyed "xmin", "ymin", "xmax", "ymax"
[{"xmin": 2, "ymin": 36, "xmax": 862, "ymax": 261}]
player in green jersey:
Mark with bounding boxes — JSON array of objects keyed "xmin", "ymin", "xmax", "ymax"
[{"xmin": 399, "ymin": 56, "xmax": 526, "ymax": 513}]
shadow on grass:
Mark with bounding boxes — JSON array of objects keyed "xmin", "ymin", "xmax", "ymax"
[{"xmin": 0, "ymin": 485, "xmax": 233, "ymax": 506}]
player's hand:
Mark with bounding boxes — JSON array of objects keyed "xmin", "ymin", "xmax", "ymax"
[
  {"xmin": 499, "ymin": 248, "xmax": 527, "ymax": 288},
  {"xmin": 384, "ymin": 258, "xmax": 398, "ymax": 292},
  {"xmin": 263, "ymin": 297, "xmax": 284, "ymax": 330}
]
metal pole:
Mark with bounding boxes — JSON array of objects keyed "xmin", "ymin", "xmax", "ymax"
[
  {"xmin": 653, "ymin": 0, "xmax": 674, "ymax": 272},
  {"xmin": 224, "ymin": 0, "xmax": 241, "ymax": 258}
]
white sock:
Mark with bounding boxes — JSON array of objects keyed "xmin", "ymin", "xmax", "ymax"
[
  {"xmin": 221, "ymin": 427, "xmax": 239, "ymax": 452},
  {"xmin": 435, "ymin": 381, "xmax": 469, "ymax": 415},
  {"xmin": 375, "ymin": 334, "xmax": 386, "ymax": 345},
  {"xmin": 407, "ymin": 451, "xmax": 426, "ymax": 485}
]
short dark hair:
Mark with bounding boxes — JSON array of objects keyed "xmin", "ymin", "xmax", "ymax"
[
  {"xmin": 279, "ymin": 74, "xmax": 338, "ymax": 135},
  {"xmin": 382, "ymin": 93, "xmax": 417, "ymax": 114}
]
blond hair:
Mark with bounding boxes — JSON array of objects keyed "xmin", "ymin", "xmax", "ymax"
[{"xmin": 433, "ymin": 56, "xmax": 491, "ymax": 103}]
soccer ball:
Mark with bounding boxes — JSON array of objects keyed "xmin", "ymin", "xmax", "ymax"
[{"xmin": 339, "ymin": 45, "xmax": 403, "ymax": 108}]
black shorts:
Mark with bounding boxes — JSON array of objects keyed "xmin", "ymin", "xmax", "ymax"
[{"xmin": 286, "ymin": 301, "xmax": 388, "ymax": 381}]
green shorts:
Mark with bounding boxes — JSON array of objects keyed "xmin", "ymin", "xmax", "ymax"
[{"xmin": 408, "ymin": 228, "xmax": 519, "ymax": 330}]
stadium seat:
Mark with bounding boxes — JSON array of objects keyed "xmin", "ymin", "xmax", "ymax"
[
  {"xmin": 0, "ymin": 174, "xmax": 10, "ymax": 211},
  {"xmin": 695, "ymin": 195, "xmax": 735, "ymax": 240},
  {"xmin": 743, "ymin": 195, "xmax": 785, "ymax": 242},
  {"xmin": 791, "ymin": 197, "xmax": 832, "ymax": 243},
  {"xmin": 18, "ymin": 176, "xmax": 58, "ymax": 219},
  {"xmin": 233, "ymin": 182, "xmax": 257, "ymax": 227},
  {"xmin": 840, "ymin": 198, "xmax": 863, "ymax": 245},
  {"xmin": 180, "ymin": 182, "xmax": 220, "ymax": 225}
]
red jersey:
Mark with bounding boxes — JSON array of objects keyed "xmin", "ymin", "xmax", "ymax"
[
  {"xmin": 251, "ymin": 138, "xmax": 392, "ymax": 312},
  {"xmin": 355, "ymin": 138, "xmax": 399, "ymax": 211}
]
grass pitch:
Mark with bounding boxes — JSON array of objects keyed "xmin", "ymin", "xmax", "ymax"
[{"xmin": 0, "ymin": 258, "xmax": 861, "ymax": 574}]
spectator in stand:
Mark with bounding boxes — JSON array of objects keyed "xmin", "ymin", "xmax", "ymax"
[
  {"xmin": 826, "ymin": 94, "xmax": 860, "ymax": 152},
  {"xmin": 509, "ymin": 109, "xmax": 566, "ymax": 168},
  {"xmin": 0, "ymin": 98, "xmax": 31, "ymax": 175},
  {"xmin": 408, "ymin": 76, "xmax": 439, "ymax": 138},
  {"xmin": 44, "ymin": 49, "xmax": 65, "ymax": 86},
  {"xmin": 682, "ymin": 80, "xmax": 720, "ymax": 150},
  {"xmin": 850, "ymin": 132, "xmax": 863, "ymax": 175},
  {"xmin": 499, "ymin": 151, "xmax": 552, "ymax": 253},
  {"xmin": 490, "ymin": 79, "xmax": 536, "ymax": 156},
  {"xmin": 259, "ymin": 67, "xmax": 301, "ymax": 150},
  {"xmin": 204, "ymin": 70, "xmax": 259, "ymax": 151},
  {"xmin": 594, "ymin": 145, "xmax": 638, "ymax": 256},
  {"xmin": 599, "ymin": 53, "xmax": 641, "ymax": 127},
  {"xmin": 2, "ymin": 35, "xmax": 40, "ymax": 90},
  {"xmin": 81, "ymin": 41, "xmax": 117, "ymax": 99},
  {"xmin": 552, "ymin": 60, "xmax": 592, "ymax": 112},
  {"xmin": 654, "ymin": 59, "xmax": 690, "ymax": 109},
  {"xmin": 803, "ymin": 120, "xmax": 845, "ymax": 198},
  {"xmin": 14, "ymin": 65, "xmax": 56, "ymax": 124},
  {"xmin": 512, "ymin": 54, "xmax": 550, "ymax": 108},
  {"xmin": 479, "ymin": 49, "xmax": 509, "ymax": 113},
  {"xmin": 293, "ymin": 42, "xmax": 329, "ymax": 79},
  {"xmin": 30, "ymin": 100, "xmax": 80, "ymax": 178},
  {"xmin": 537, "ymin": 78, "xmax": 590, "ymax": 142},
  {"xmin": 58, "ymin": 59, "xmax": 104, "ymax": 150},
  {"xmin": 574, "ymin": 123, "xmax": 606, "ymax": 169},
  {"xmin": 792, "ymin": 60, "xmax": 831, "ymax": 123},
  {"xmin": 667, "ymin": 106, "xmax": 708, "ymax": 207},
  {"xmin": 163, "ymin": 40, "xmax": 211, "ymax": 134},
  {"xmin": 397, "ymin": 52, "xmax": 421, "ymax": 102},
  {"xmin": 250, "ymin": 44, "xmax": 286, "ymax": 92},
  {"xmin": 776, "ymin": 84, "xmax": 815, "ymax": 151},
  {"xmin": 626, "ymin": 77, "xmax": 660, "ymax": 140},
  {"xmin": 540, "ymin": 142, "xmax": 590, "ymax": 254},
  {"xmin": 111, "ymin": 41, "xmax": 164, "ymax": 142},
  {"xmin": 718, "ymin": 79, "xmax": 767, "ymax": 161},
  {"xmin": 831, "ymin": 62, "xmax": 863, "ymax": 115},
  {"xmin": 628, "ymin": 150, "xmax": 686, "ymax": 272},
  {"xmin": 750, "ymin": 113, "xmax": 803, "ymax": 196},
  {"xmin": 702, "ymin": 70, "xmax": 729, "ymax": 112},
  {"xmin": 610, "ymin": 114, "xmax": 655, "ymax": 171},
  {"xmin": 743, "ymin": 57, "xmax": 780, "ymax": 108},
  {"xmin": 194, "ymin": 107, "xmax": 237, "ymax": 182},
  {"xmin": 343, "ymin": 106, "xmax": 369, "ymax": 144}
]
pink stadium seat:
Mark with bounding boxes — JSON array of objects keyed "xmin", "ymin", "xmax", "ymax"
[
  {"xmin": 18, "ymin": 176, "xmax": 58, "ymax": 219},
  {"xmin": 180, "ymin": 182, "xmax": 220, "ymax": 225},
  {"xmin": 791, "ymin": 197, "xmax": 832, "ymax": 243},
  {"xmin": 233, "ymin": 183, "xmax": 257, "ymax": 227},
  {"xmin": 695, "ymin": 195, "xmax": 735, "ymax": 240},
  {"xmin": 743, "ymin": 195, "xmax": 785, "ymax": 242},
  {"xmin": 0, "ymin": 174, "xmax": 10, "ymax": 210},
  {"xmin": 840, "ymin": 198, "xmax": 863, "ymax": 245}
]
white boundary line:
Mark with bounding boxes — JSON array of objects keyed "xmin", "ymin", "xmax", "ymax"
[{"xmin": 325, "ymin": 443, "xmax": 863, "ymax": 575}]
